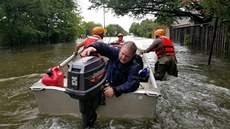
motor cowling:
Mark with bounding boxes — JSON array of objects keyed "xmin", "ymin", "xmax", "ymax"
[
  {"xmin": 66, "ymin": 56, "xmax": 106, "ymax": 99},
  {"xmin": 66, "ymin": 56, "xmax": 107, "ymax": 128}
]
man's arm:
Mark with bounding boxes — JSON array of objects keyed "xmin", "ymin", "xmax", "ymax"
[
  {"xmin": 75, "ymin": 40, "xmax": 85, "ymax": 54},
  {"xmin": 81, "ymin": 42, "xmax": 118, "ymax": 59},
  {"xmin": 90, "ymin": 42, "xmax": 118, "ymax": 59},
  {"xmin": 143, "ymin": 38, "xmax": 161, "ymax": 53},
  {"xmin": 81, "ymin": 46, "xmax": 97, "ymax": 56}
]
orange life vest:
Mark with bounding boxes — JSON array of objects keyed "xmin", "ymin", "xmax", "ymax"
[
  {"xmin": 111, "ymin": 39, "xmax": 124, "ymax": 48},
  {"xmin": 154, "ymin": 36, "xmax": 175, "ymax": 58},
  {"xmin": 115, "ymin": 39, "xmax": 124, "ymax": 44},
  {"xmin": 83, "ymin": 35, "xmax": 101, "ymax": 50}
]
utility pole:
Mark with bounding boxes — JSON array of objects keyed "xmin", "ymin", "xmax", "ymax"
[
  {"xmin": 103, "ymin": 6, "xmax": 105, "ymax": 28},
  {"xmin": 208, "ymin": 17, "xmax": 218, "ymax": 65}
]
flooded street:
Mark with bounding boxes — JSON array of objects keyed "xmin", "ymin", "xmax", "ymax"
[
  {"xmin": 0, "ymin": 36, "xmax": 230, "ymax": 129},
  {"xmin": 156, "ymin": 45, "xmax": 230, "ymax": 129}
]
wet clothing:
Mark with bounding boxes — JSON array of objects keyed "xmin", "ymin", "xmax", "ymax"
[
  {"xmin": 114, "ymin": 39, "xmax": 125, "ymax": 44},
  {"xmin": 154, "ymin": 36, "xmax": 175, "ymax": 58},
  {"xmin": 143, "ymin": 37, "xmax": 178, "ymax": 80},
  {"xmin": 110, "ymin": 39, "xmax": 125, "ymax": 48},
  {"xmin": 154, "ymin": 56, "xmax": 178, "ymax": 80},
  {"xmin": 90, "ymin": 42, "xmax": 141, "ymax": 97},
  {"xmin": 83, "ymin": 35, "xmax": 102, "ymax": 50}
]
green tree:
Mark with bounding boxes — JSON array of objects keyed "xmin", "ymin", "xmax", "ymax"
[
  {"xmin": 80, "ymin": 21, "xmax": 102, "ymax": 37},
  {"xmin": 0, "ymin": 0, "xmax": 82, "ymax": 46},
  {"xmin": 105, "ymin": 24, "xmax": 128, "ymax": 36},
  {"xmin": 200, "ymin": 0, "xmax": 230, "ymax": 22},
  {"xmin": 88, "ymin": 0, "xmax": 212, "ymax": 26},
  {"xmin": 129, "ymin": 19, "xmax": 165, "ymax": 38},
  {"xmin": 129, "ymin": 22, "xmax": 140, "ymax": 36},
  {"xmin": 137, "ymin": 19, "xmax": 155, "ymax": 38}
]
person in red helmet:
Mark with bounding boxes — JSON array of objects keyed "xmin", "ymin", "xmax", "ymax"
[
  {"xmin": 74, "ymin": 26, "xmax": 106, "ymax": 54},
  {"xmin": 142, "ymin": 29, "xmax": 178, "ymax": 80}
]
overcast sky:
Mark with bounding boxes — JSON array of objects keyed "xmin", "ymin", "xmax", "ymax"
[{"xmin": 77, "ymin": 0, "xmax": 153, "ymax": 31}]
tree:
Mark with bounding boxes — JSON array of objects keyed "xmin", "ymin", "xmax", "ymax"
[
  {"xmin": 0, "ymin": 0, "xmax": 82, "ymax": 46},
  {"xmin": 137, "ymin": 19, "xmax": 156, "ymax": 38},
  {"xmin": 200, "ymin": 0, "xmax": 230, "ymax": 23},
  {"xmin": 80, "ymin": 21, "xmax": 102, "ymax": 37},
  {"xmin": 88, "ymin": 0, "xmax": 212, "ymax": 26},
  {"xmin": 129, "ymin": 19, "xmax": 165, "ymax": 38},
  {"xmin": 105, "ymin": 24, "xmax": 128, "ymax": 36},
  {"xmin": 129, "ymin": 22, "xmax": 140, "ymax": 36}
]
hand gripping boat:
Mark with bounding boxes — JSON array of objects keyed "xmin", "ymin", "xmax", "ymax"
[{"xmin": 30, "ymin": 52, "xmax": 161, "ymax": 128}]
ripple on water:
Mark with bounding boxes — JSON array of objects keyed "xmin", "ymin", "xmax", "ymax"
[
  {"xmin": 156, "ymin": 68, "xmax": 230, "ymax": 129},
  {"xmin": 1, "ymin": 39, "xmax": 230, "ymax": 129}
]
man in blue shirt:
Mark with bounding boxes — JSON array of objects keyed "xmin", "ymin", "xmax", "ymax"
[{"xmin": 81, "ymin": 41, "xmax": 141, "ymax": 97}]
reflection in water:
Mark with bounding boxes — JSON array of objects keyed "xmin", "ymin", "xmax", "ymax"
[{"xmin": 0, "ymin": 37, "xmax": 230, "ymax": 128}]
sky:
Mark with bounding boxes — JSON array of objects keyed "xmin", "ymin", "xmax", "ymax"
[{"xmin": 77, "ymin": 0, "xmax": 152, "ymax": 31}]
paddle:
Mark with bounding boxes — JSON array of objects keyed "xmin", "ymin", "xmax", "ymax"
[
  {"xmin": 59, "ymin": 54, "xmax": 76, "ymax": 67},
  {"xmin": 107, "ymin": 36, "xmax": 111, "ymax": 44},
  {"xmin": 59, "ymin": 47, "xmax": 84, "ymax": 67}
]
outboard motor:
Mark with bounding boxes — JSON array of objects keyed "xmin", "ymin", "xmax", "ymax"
[{"xmin": 66, "ymin": 56, "xmax": 106, "ymax": 128}]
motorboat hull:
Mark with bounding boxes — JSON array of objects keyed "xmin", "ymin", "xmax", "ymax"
[{"xmin": 30, "ymin": 51, "xmax": 160, "ymax": 119}]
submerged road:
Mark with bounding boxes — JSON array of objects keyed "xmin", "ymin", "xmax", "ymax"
[{"xmin": 0, "ymin": 36, "xmax": 229, "ymax": 129}]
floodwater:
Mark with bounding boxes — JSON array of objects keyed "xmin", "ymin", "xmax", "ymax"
[{"xmin": 0, "ymin": 36, "xmax": 230, "ymax": 129}]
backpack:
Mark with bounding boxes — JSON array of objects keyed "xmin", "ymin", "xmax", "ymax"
[
  {"xmin": 135, "ymin": 54, "xmax": 150, "ymax": 82},
  {"xmin": 135, "ymin": 54, "xmax": 143, "ymax": 69}
]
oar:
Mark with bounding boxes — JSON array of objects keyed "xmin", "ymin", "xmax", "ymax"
[
  {"xmin": 107, "ymin": 37, "xmax": 111, "ymax": 44},
  {"xmin": 59, "ymin": 54, "xmax": 76, "ymax": 67},
  {"xmin": 59, "ymin": 48, "xmax": 84, "ymax": 67}
]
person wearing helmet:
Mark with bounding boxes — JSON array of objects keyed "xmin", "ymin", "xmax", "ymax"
[
  {"xmin": 74, "ymin": 26, "xmax": 106, "ymax": 54},
  {"xmin": 115, "ymin": 33, "xmax": 125, "ymax": 44},
  {"xmin": 110, "ymin": 33, "xmax": 125, "ymax": 48},
  {"xmin": 142, "ymin": 29, "xmax": 178, "ymax": 80}
]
